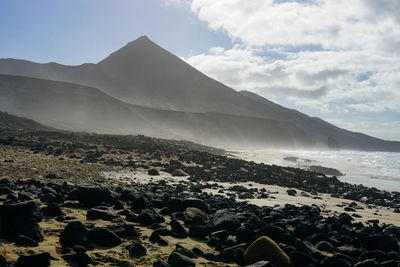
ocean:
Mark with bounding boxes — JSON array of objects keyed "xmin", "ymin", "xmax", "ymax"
[{"xmin": 233, "ymin": 149, "xmax": 400, "ymax": 191}]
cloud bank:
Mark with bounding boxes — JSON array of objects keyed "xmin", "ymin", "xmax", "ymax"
[{"xmin": 168, "ymin": 0, "xmax": 400, "ymax": 116}]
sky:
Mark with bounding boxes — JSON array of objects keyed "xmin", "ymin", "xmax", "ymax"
[{"xmin": 0, "ymin": 0, "xmax": 399, "ymax": 141}]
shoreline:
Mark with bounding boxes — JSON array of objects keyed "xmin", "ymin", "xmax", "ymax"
[{"xmin": 231, "ymin": 148, "xmax": 400, "ymax": 191}]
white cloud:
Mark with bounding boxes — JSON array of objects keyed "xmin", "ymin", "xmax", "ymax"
[
  {"xmin": 179, "ymin": 0, "xmax": 400, "ymax": 114},
  {"xmin": 190, "ymin": 0, "xmax": 400, "ymax": 52}
]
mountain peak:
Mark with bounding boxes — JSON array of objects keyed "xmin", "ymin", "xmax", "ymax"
[
  {"xmin": 98, "ymin": 35, "xmax": 162, "ymax": 65},
  {"xmin": 125, "ymin": 35, "xmax": 155, "ymax": 48},
  {"xmin": 137, "ymin": 35, "xmax": 150, "ymax": 41}
]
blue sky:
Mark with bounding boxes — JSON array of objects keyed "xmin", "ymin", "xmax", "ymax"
[
  {"xmin": 0, "ymin": 0, "xmax": 230, "ymax": 64},
  {"xmin": 1, "ymin": 0, "xmax": 399, "ymax": 141}
]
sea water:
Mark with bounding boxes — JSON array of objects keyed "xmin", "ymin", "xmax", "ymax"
[{"xmin": 234, "ymin": 149, "xmax": 400, "ymax": 191}]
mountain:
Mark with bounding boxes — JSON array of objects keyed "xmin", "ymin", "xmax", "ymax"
[
  {"xmin": 0, "ymin": 36, "xmax": 261, "ymax": 116},
  {"xmin": 0, "ymin": 36, "xmax": 399, "ymax": 151}
]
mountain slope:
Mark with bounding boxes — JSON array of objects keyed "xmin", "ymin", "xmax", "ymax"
[
  {"xmin": 0, "ymin": 36, "xmax": 399, "ymax": 151},
  {"xmin": 0, "ymin": 111, "xmax": 55, "ymax": 131},
  {"xmin": 0, "ymin": 74, "xmax": 313, "ymax": 148}
]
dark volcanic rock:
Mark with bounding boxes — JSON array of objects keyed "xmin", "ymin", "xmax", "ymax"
[
  {"xmin": 353, "ymin": 259, "xmax": 381, "ymax": 267},
  {"xmin": 290, "ymin": 251, "xmax": 318, "ymax": 266},
  {"xmin": 63, "ymin": 252, "xmax": 92, "ymax": 267},
  {"xmin": 286, "ymin": 189, "xmax": 297, "ymax": 196},
  {"xmin": 257, "ymin": 225, "xmax": 295, "ymax": 246},
  {"xmin": 14, "ymin": 235, "xmax": 39, "ymax": 247},
  {"xmin": 212, "ymin": 209, "xmax": 241, "ymax": 232},
  {"xmin": 183, "ymin": 198, "xmax": 210, "ymax": 214},
  {"xmin": 315, "ymin": 240, "xmax": 335, "ymax": 253},
  {"xmin": 359, "ymin": 250, "xmax": 389, "ymax": 263},
  {"xmin": 189, "ymin": 216, "xmax": 212, "ymax": 239},
  {"xmin": 0, "ymin": 186, "xmax": 13, "ymax": 195},
  {"xmin": 168, "ymin": 252, "xmax": 195, "ymax": 267},
  {"xmin": 87, "ymin": 227, "xmax": 122, "ymax": 247},
  {"xmin": 170, "ymin": 219, "xmax": 188, "ymax": 238},
  {"xmin": 86, "ymin": 206, "xmax": 120, "ymax": 221},
  {"xmin": 130, "ymin": 196, "xmax": 151, "ymax": 211},
  {"xmin": 149, "ymin": 231, "xmax": 162, "ymax": 243},
  {"xmin": 0, "ymin": 200, "xmax": 43, "ymax": 242},
  {"xmin": 244, "ymin": 261, "xmax": 276, "ymax": 267},
  {"xmin": 137, "ymin": 209, "xmax": 165, "ymax": 226},
  {"xmin": 16, "ymin": 252, "xmax": 51, "ymax": 267},
  {"xmin": 42, "ymin": 203, "xmax": 63, "ymax": 217},
  {"xmin": 364, "ymin": 234, "xmax": 399, "ymax": 253},
  {"xmin": 106, "ymin": 224, "xmax": 139, "ymax": 238},
  {"xmin": 59, "ymin": 221, "xmax": 88, "ymax": 248},
  {"xmin": 129, "ymin": 242, "xmax": 147, "ymax": 258},
  {"xmin": 120, "ymin": 189, "xmax": 140, "ymax": 202},
  {"xmin": 166, "ymin": 199, "xmax": 185, "ymax": 213},
  {"xmin": 236, "ymin": 224, "xmax": 257, "ymax": 244},
  {"xmin": 153, "ymin": 260, "xmax": 171, "ymax": 267},
  {"xmin": 18, "ymin": 190, "xmax": 34, "ymax": 201},
  {"xmin": 148, "ymin": 168, "xmax": 160, "ymax": 176},
  {"xmin": 70, "ymin": 184, "xmax": 114, "ymax": 207}
]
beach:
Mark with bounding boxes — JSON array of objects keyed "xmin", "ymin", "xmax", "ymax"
[{"xmin": 0, "ymin": 128, "xmax": 399, "ymax": 266}]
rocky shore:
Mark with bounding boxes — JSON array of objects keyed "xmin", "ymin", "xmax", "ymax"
[{"xmin": 0, "ymin": 127, "xmax": 399, "ymax": 266}]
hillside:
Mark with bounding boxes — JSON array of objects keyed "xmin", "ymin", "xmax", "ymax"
[
  {"xmin": 0, "ymin": 74, "xmax": 312, "ymax": 148},
  {"xmin": 0, "ymin": 111, "xmax": 55, "ymax": 131}
]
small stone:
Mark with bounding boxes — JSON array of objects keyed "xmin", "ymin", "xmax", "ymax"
[
  {"xmin": 168, "ymin": 252, "xmax": 195, "ymax": 267},
  {"xmin": 129, "ymin": 242, "xmax": 147, "ymax": 258},
  {"xmin": 171, "ymin": 169, "xmax": 188, "ymax": 176},
  {"xmin": 148, "ymin": 168, "xmax": 160, "ymax": 176}
]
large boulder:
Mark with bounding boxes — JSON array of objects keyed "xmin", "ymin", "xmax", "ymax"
[
  {"xmin": 0, "ymin": 200, "xmax": 43, "ymax": 242},
  {"xmin": 70, "ymin": 184, "xmax": 114, "ymax": 207},
  {"xmin": 243, "ymin": 236, "xmax": 292, "ymax": 267}
]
